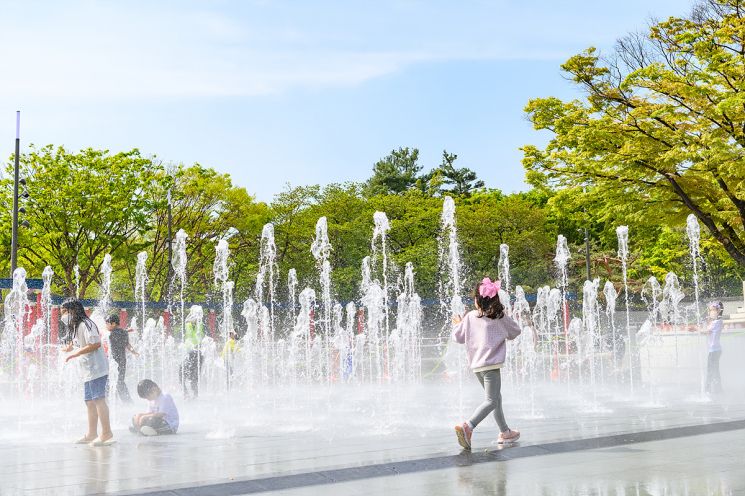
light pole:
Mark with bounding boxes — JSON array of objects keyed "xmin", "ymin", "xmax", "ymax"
[{"xmin": 10, "ymin": 111, "xmax": 20, "ymax": 277}]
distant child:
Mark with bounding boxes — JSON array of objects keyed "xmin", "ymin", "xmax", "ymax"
[
  {"xmin": 106, "ymin": 314, "xmax": 138, "ymax": 402},
  {"xmin": 221, "ymin": 330, "xmax": 239, "ymax": 389},
  {"xmin": 704, "ymin": 301, "xmax": 724, "ymax": 394},
  {"xmin": 61, "ymin": 298, "xmax": 114, "ymax": 446},
  {"xmin": 131, "ymin": 379, "xmax": 179, "ymax": 436},
  {"xmin": 180, "ymin": 348, "xmax": 202, "ymax": 399},
  {"xmin": 452, "ymin": 277, "xmax": 522, "ymax": 450},
  {"xmin": 180, "ymin": 310, "xmax": 204, "ymax": 399}
]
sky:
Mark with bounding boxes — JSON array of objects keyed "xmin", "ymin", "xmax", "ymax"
[{"xmin": 0, "ymin": 0, "xmax": 690, "ymax": 203}]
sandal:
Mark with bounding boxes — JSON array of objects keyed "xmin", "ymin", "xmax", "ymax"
[{"xmin": 90, "ymin": 437, "xmax": 116, "ymax": 446}]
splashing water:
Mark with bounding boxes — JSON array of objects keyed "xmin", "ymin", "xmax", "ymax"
[
  {"xmin": 641, "ymin": 277, "xmax": 662, "ymax": 327},
  {"xmin": 135, "ymin": 252, "xmax": 149, "ymax": 332},
  {"xmin": 371, "ymin": 212, "xmax": 391, "ymax": 366},
  {"xmin": 287, "ymin": 268, "xmax": 298, "ymax": 329},
  {"xmin": 554, "ymin": 235, "xmax": 571, "ymax": 361},
  {"xmin": 172, "ymin": 229, "xmax": 188, "ymax": 336},
  {"xmin": 498, "ymin": 244, "xmax": 510, "ymax": 295},
  {"xmin": 311, "ymin": 217, "xmax": 333, "ymax": 339},
  {"xmin": 256, "ymin": 224, "xmax": 278, "ymax": 340},
  {"xmin": 640, "ymin": 276, "xmax": 664, "ymax": 405},
  {"xmin": 440, "ymin": 197, "xmax": 464, "ymax": 317},
  {"xmin": 616, "ymin": 226, "xmax": 633, "ymax": 392},
  {"xmin": 391, "ymin": 263, "xmax": 423, "ymax": 382},
  {"xmin": 73, "ymin": 264, "xmax": 80, "ymax": 298},
  {"xmin": 213, "ymin": 240, "xmax": 232, "ymax": 342},
  {"xmin": 1, "ymin": 268, "xmax": 30, "ymax": 394},
  {"xmin": 580, "ymin": 278, "xmax": 601, "ymax": 391},
  {"xmin": 603, "ymin": 281, "xmax": 618, "ymax": 368},
  {"xmin": 96, "ymin": 254, "xmax": 113, "ymax": 320},
  {"xmin": 686, "ymin": 214, "xmax": 702, "ymax": 325}
]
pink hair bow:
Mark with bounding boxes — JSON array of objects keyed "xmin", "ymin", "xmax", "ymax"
[{"xmin": 479, "ymin": 277, "xmax": 501, "ymax": 298}]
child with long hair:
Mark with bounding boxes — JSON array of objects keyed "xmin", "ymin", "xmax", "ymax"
[
  {"xmin": 61, "ymin": 298, "xmax": 114, "ymax": 446},
  {"xmin": 452, "ymin": 277, "xmax": 521, "ymax": 450}
]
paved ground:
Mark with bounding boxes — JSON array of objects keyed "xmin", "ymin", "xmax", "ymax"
[
  {"xmin": 1, "ymin": 382, "xmax": 744, "ymax": 495},
  {"xmin": 271, "ymin": 429, "xmax": 745, "ymax": 496}
]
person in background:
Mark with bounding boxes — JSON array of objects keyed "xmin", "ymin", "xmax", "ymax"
[
  {"xmin": 703, "ymin": 301, "xmax": 724, "ymax": 394},
  {"xmin": 221, "ymin": 330, "xmax": 240, "ymax": 390},
  {"xmin": 106, "ymin": 314, "xmax": 138, "ymax": 402},
  {"xmin": 180, "ymin": 306, "xmax": 205, "ymax": 399}
]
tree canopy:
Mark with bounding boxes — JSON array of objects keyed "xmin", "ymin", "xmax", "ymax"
[
  {"xmin": 2, "ymin": 1, "xmax": 744, "ymax": 305},
  {"xmin": 523, "ymin": 0, "xmax": 745, "ymax": 271}
]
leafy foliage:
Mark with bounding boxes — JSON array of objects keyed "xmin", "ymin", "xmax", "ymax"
[{"xmin": 523, "ymin": 0, "xmax": 745, "ymax": 271}]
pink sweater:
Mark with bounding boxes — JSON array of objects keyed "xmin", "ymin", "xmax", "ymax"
[{"xmin": 451, "ymin": 310, "xmax": 522, "ymax": 370}]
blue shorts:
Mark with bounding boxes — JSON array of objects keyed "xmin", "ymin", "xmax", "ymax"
[{"xmin": 84, "ymin": 375, "xmax": 109, "ymax": 401}]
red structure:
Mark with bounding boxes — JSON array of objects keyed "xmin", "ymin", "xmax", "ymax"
[
  {"xmin": 208, "ymin": 310, "xmax": 216, "ymax": 338},
  {"xmin": 119, "ymin": 309, "xmax": 128, "ymax": 328},
  {"xmin": 50, "ymin": 306, "xmax": 60, "ymax": 343}
]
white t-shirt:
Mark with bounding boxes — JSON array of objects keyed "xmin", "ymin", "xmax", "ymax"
[
  {"xmin": 148, "ymin": 393, "xmax": 180, "ymax": 431},
  {"xmin": 73, "ymin": 321, "xmax": 109, "ymax": 382}
]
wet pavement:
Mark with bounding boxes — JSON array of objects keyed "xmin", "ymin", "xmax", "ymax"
[{"xmin": 1, "ymin": 382, "xmax": 744, "ymax": 495}]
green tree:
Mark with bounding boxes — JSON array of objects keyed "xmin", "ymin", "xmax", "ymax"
[
  {"xmin": 431, "ymin": 150, "xmax": 484, "ymax": 197},
  {"xmin": 120, "ymin": 164, "xmax": 269, "ymax": 304},
  {"xmin": 370, "ymin": 190, "xmax": 444, "ymax": 297},
  {"xmin": 1, "ymin": 145, "xmax": 163, "ymax": 297},
  {"xmin": 523, "ymin": 0, "xmax": 745, "ymax": 271},
  {"xmin": 364, "ymin": 147, "xmax": 422, "ymax": 196},
  {"xmin": 458, "ymin": 191, "xmax": 555, "ymax": 291}
]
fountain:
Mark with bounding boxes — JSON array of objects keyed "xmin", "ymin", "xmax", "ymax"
[
  {"xmin": 97, "ymin": 254, "xmax": 113, "ymax": 320},
  {"xmin": 580, "ymin": 278, "xmax": 601, "ymax": 393},
  {"xmin": 686, "ymin": 214, "xmax": 702, "ymax": 325},
  {"xmin": 498, "ymin": 243, "xmax": 510, "ymax": 295},
  {"xmin": 256, "ymin": 223, "xmax": 277, "ymax": 340},
  {"xmin": 616, "ymin": 225, "xmax": 634, "ymax": 392},
  {"xmin": 172, "ymin": 229, "xmax": 188, "ymax": 337},
  {"xmin": 73, "ymin": 264, "xmax": 80, "ymax": 298},
  {"xmin": 1, "ymin": 268, "xmax": 30, "ymax": 395},
  {"xmin": 134, "ymin": 251, "xmax": 149, "ymax": 333},
  {"xmin": 640, "ymin": 276, "xmax": 664, "ymax": 405},
  {"xmin": 391, "ymin": 263, "xmax": 422, "ymax": 382},
  {"xmin": 440, "ymin": 197, "xmax": 465, "ymax": 318},
  {"xmin": 1, "ymin": 196, "xmax": 735, "ymax": 452},
  {"xmin": 603, "ymin": 280, "xmax": 618, "ymax": 369},
  {"xmin": 213, "ymin": 239, "xmax": 234, "ymax": 390},
  {"xmin": 287, "ymin": 268, "xmax": 298, "ymax": 327}
]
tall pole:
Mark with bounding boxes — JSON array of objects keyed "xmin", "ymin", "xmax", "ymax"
[{"xmin": 10, "ymin": 111, "xmax": 20, "ymax": 277}]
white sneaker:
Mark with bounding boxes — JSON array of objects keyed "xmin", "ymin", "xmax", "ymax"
[{"xmin": 140, "ymin": 426, "xmax": 158, "ymax": 436}]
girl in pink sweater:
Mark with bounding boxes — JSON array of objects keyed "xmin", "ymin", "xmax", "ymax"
[{"xmin": 452, "ymin": 277, "xmax": 521, "ymax": 449}]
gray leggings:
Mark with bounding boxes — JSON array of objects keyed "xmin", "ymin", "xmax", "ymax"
[{"xmin": 468, "ymin": 369, "xmax": 509, "ymax": 432}]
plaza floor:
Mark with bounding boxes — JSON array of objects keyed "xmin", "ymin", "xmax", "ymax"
[{"xmin": 1, "ymin": 381, "xmax": 745, "ymax": 495}]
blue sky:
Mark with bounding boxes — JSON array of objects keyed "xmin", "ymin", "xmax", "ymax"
[{"xmin": 1, "ymin": 0, "xmax": 688, "ymax": 202}]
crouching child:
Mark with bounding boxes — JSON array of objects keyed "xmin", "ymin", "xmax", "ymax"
[{"xmin": 131, "ymin": 379, "xmax": 179, "ymax": 436}]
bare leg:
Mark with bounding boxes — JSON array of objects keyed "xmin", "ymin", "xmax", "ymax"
[
  {"xmin": 85, "ymin": 401, "xmax": 98, "ymax": 440},
  {"xmin": 94, "ymin": 398, "xmax": 113, "ymax": 441}
]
